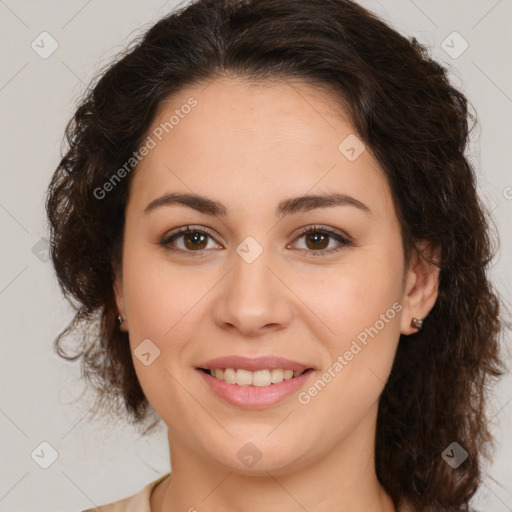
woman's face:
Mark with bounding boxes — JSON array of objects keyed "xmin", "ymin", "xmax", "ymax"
[{"xmin": 114, "ymin": 77, "xmax": 430, "ymax": 474}]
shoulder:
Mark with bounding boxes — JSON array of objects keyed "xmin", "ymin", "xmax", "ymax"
[{"xmin": 81, "ymin": 473, "xmax": 170, "ymax": 512}]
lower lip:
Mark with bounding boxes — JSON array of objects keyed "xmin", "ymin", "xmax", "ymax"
[{"xmin": 197, "ymin": 369, "xmax": 314, "ymax": 409}]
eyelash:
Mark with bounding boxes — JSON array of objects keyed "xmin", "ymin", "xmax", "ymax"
[{"xmin": 158, "ymin": 224, "xmax": 352, "ymax": 257}]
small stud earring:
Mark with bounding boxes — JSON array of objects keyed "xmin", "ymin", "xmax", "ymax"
[
  {"xmin": 117, "ymin": 315, "xmax": 124, "ymax": 325},
  {"xmin": 411, "ymin": 317, "xmax": 424, "ymax": 330}
]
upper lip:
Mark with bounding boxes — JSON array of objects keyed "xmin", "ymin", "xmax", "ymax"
[{"xmin": 197, "ymin": 356, "xmax": 313, "ymax": 372}]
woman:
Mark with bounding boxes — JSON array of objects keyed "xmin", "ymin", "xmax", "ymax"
[{"xmin": 46, "ymin": 0, "xmax": 504, "ymax": 511}]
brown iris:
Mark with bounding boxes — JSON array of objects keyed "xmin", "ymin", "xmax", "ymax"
[
  {"xmin": 183, "ymin": 230, "xmax": 208, "ymax": 250},
  {"xmin": 305, "ymin": 231, "xmax": 329, "ymax": 251}
]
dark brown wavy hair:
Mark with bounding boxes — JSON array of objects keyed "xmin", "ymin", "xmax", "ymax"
[{"xmin": 46, "ymin": 0, "xmax": 505, "ymax": 510}]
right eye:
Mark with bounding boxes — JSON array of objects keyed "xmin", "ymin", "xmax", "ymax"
[{"xmin": 158, "ymin": 225, "xmax": 223, "ymax": 255}]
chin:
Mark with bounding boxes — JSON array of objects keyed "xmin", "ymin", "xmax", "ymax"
[{"xmin": 208, "ymin": 442, "xmax": 311, "ymax": 476}]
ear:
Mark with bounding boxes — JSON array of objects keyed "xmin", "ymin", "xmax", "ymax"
[
  {"xmin": 113, "ymin": 265, "xmax": 128, "ymax": 332},
  {"xmin": 400, "ymin": 240, "xmax": 441, "ymax": 335}
]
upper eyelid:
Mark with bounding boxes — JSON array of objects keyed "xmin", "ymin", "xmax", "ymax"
[
  {"xmin": 160, "ymin": 225, "xmax": 220, "ymax": 246},
  {"xmin": 162, "ymin": 225, "xmax": 218, "ymax": 241},
  {"xmin": 295, "ymin": 225, "xmax": 351, "ymax": 239}
]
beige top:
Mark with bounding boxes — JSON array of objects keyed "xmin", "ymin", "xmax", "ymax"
[
  {"xmin": 82, "ymin": 473, "xmax": 415, "ymax": 512},
  {"xmin": 81, "ymin": 474, "xmax": 169, "ymax": 512}
]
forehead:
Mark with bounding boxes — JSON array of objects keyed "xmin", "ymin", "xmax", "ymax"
[{"xmin": 128, "ymin": 76, "xmax": 394, "ymax": 220}]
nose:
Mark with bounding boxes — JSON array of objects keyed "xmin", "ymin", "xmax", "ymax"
[{"xmin": 212, "ymin": 247, "xmax": 293, "ymax": 337}]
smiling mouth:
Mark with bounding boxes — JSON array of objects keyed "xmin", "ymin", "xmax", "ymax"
[{"xmin": 198, "ymin": 367, "xmax": 314, "ymax": 386}]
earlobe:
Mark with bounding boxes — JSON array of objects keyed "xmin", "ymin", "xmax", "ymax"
[
  {"xmin": 400, "ymin": 241, "xmax": 441, "ymax": 335},
  {"xmin": 113, "ymin": 274, "xmax": 128, "ymax": 332}
]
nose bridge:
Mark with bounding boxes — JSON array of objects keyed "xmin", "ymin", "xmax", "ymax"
[
  {"xmin": 233, "ymin": 244, "xmax": 274, "ymax": 299},
  {"xmin": 213, "ymin": 237, "xmax": 292, "ymax": 334}
]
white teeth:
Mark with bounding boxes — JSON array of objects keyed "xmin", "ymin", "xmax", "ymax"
[
  {"xmin": 253, "ymin": 370, "xmax": 271, "ymax": 387},
  {"xmin": 235, "ymin": 369, "xmax": 253, "ymax": 386},
  {"xmin": 270, "ymin": 368, "xmax": 283, "ymax": 383},
  {"xmin": 223, "ymin": 368, "xmax": 236, "ymax": 384},
  {"xmin": 207, "ymin": 368, "xmax": 306, "ymax": 386}
]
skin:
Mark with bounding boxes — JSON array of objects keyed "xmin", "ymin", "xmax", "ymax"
[{"xmin": 114, "ymin": 76, "xmax": 439, "ymax": 512}]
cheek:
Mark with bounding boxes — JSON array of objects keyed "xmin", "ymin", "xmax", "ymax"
[
  {"xmin": 299, "ymin": 321, "xmax": 400, "ymax": 439},
  {"xmin": 120, "ymin": 246, "xmax": 209, "ymax": 419},
  {"xmin": 296, "ymin": 244, "xmax": 404, "ymax": 344},
  {"xmin": 122, "ymin": 244, "xmax": 203, "ymax": 340},
  {"xmin": 120, "ymin": 244, "xmax": 219, "ymax": 399},
  {"xmin": 292, "ymin": 245, "xmax": 404, "ymax": 408}
]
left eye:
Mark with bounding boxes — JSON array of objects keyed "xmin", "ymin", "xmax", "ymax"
[{"xmin": 290, "ymin": 226, "xmax": 351, "ymax": 255}]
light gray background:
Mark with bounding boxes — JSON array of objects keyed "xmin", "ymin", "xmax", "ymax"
[{"xmin": 1, "ymin": 1, "xmax": 511, "ymax": 511}]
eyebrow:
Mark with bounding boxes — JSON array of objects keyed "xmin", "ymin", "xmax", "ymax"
[{"xmin": 144, "ymin": 192, "xmax": 371, "ymax": 217}]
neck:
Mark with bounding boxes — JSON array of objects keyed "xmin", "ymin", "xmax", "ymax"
[{"xmin": 151, "ymin": 409, "xmax": 395, "ymax": 512}]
